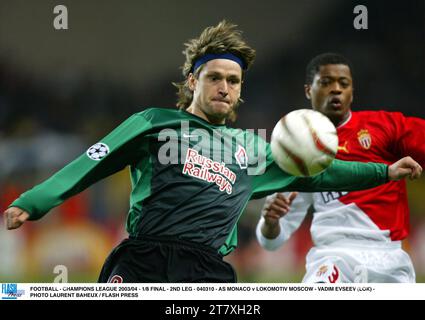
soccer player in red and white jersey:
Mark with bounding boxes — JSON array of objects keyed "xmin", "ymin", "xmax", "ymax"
[{"xmin": 257, "ymin": 53, "xmax": 425, "ymax": 283}]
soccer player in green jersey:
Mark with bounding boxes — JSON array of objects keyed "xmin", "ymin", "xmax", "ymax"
[{"xmin": 4, "ymin": 21, "xmax": 422, "ymax": 283}]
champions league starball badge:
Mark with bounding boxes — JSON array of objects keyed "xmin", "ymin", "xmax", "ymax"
[{"xmin": 86, "ymin": 143, "xmax": 110, "ymax": 161}]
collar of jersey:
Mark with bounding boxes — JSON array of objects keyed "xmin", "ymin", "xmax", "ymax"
[
  {"xmin": 337, "ymin": 111, "xmax": 352, "ymax": 129},
  {"xmin": 180, "ymin": 109, "xmax": 227, "ymax": 128}
]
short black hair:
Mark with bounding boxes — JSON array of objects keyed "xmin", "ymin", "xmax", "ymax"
[{"xmin": 305, "ymin": 53, "xmax": 353, "ymax": 85}]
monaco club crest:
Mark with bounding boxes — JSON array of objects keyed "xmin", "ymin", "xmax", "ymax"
[
  {"xmin": 357, "ymin": 129, "xmax": 372, "ymax": 150},
  {"xmin": 235, "ymin": 145, "xmax": 248, "ymax": 169}
]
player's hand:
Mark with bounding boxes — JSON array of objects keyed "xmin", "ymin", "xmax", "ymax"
[
  {"xmin": 262, "ymin": 192, "xmax": 298, "ymax": 227},
  {"xmin": 388, "ymin": 156, "xmax": 422, "ymax": 181},
  {"xmin": 3, "ymin": 207, "xmax": 29, "ymax": 230}
]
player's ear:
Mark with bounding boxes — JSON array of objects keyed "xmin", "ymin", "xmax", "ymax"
[
  {"xmin": 188, "ymin": 73, "xmax": 197, "ymax": 92},
  {"xmin": 304, "ymin": 84, "xmax": 312, "ymax": 100}
]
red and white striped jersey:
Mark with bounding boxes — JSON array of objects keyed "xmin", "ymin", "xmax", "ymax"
[{"xmin": 258, "ymin": 110, "xmax": 425, "ymax": 248}]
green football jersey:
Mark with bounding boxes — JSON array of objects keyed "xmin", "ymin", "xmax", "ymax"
[{"xmin": 11, "ymin": 108, "xmax": 388, "ymax": 255}]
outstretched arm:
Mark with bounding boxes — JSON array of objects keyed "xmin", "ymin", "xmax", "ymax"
[
  {"xmin": 251, "ymin": 140, "xmax": 422, "ymax": 199},
  {"xmin": 4, "ymin": 113, "xmax": 152, "ymax": 229},
  {"xmin": 286, "ymin": 156, "xmax": 421, "ymax": 192}
]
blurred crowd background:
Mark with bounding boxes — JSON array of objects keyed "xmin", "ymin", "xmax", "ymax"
[{"xmin": 0, "ymin": 0, "xmax": 424, "ymax": 282}]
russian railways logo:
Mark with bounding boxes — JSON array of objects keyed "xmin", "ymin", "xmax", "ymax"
[
  {"xmin": 108, "ymin": 275, "xmax": 123, "ymax": 283},
  {"xmin": 357, "ymin": 129, "xmax": 372, "ymax": 150},
  {"xmin": 87, "ymin": 143, "xmax": 110, "ymax": 161},
  {"xmin": 234, "ymin": 145, "xmax": 248, "ymax": 169},
  {"xmin": 182, "ymin": 148, "xmax": 236, "ymax": 194}
]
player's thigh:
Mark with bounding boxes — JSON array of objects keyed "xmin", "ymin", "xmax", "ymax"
[
  {"xmin": 303, "ymin": 250, "xmax": 358, "ymax": 283},
  {"xmin": 364, "ymin": 249, "xmax": 416, "ymax": 283}
]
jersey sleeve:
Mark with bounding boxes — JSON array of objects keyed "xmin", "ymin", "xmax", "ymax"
[
  {"xmin": 250, "ymin": 143, "xmax": 388, "ymax": 199},
  {"xmin": 9, "ymin": 113, "xmax": 153, "ymax": 220},
  {"xmin": 285, "ymin": 158, "xmax": 388, "ymax": 192},
  {"xmin": 390, "ymin": 113, "xmax": 425, "ymax": 167},
  {"xmin": 256, "ymin": 192, "xmax": 313, "ymax": 250}
]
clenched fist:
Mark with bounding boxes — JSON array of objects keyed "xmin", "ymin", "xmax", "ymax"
[
  {"xmin": 3, "ymin": 207, "xmax": 29, "ymax": 230},
  {"xmin": 388, "ymin": 156, "xmax": 422, "ymax": 181}
]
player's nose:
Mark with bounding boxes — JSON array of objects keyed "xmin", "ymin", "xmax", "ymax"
[
  {"xmin": 330, "ymin": 83, "xmax": 342, "ymax": 94},
  {"xmin": 218, "ymin": 80, "xmax": 228, "ymax": 96}
]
